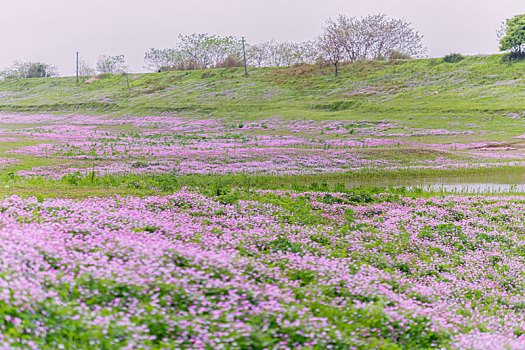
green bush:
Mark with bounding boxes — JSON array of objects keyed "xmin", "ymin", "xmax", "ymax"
[{"xmin": 443, "ymin": 53, "xmax": 465, "ymax": 63}]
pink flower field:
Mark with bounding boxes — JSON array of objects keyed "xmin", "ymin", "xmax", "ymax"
[
  {"xmin": 0, "ymin": 113, "xmax": 511, "ymax": 179},
  {"xmin": 0, "ymin": 188, "xmax": 522, "ymax": 348},
  {"xmin": 0, "ymin": 113, "xmax": 523, "ymax": 348}
]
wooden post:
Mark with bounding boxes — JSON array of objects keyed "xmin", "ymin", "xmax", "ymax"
[
  {"xmin": 76, "ymin": 52, "xmax": 79, "ymax": 85},
  {"xmin": 242, "ymin": 37, "xmax": 248, "ymax": 76}
]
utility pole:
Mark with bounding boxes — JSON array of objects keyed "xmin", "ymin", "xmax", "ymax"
[
  {"xmin": 242, "ymin": 37, "xmax": 248, "ymax": 76},
  {"xmin": 76, "ymin": 52, "xmax": 79, "ymax": 86}
]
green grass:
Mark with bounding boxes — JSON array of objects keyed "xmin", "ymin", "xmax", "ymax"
[
  {"xmin": 0, "ymin": 55, "xmax": 524, "ymax": 133},
  {"xmin": 0, "ymin": 163, "xmax": 523, "ymax": 200},
  {"xmin": 0, "ymin": 55, "xmax": 522, "ymax": 119}
]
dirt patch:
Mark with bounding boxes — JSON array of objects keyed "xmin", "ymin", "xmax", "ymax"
[
  {"xmin": 84, "ymin": 73, "xmax": 108, "ymax": 84},
  {"xmin": 272, "ymin": 64, "xmax": 319, "ymax": 83},
  {"xmin": 470, "ymin": 142, "xmax": 518, "ymax": 150}
]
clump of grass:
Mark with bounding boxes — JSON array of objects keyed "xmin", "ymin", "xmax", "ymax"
[
  {"xmin": 312, "ymin": 100, "xmax": 362, "ymax": 111},
  {"xmin": 201, "ymin": 70, "xmax": 216, "ymax": 79}
]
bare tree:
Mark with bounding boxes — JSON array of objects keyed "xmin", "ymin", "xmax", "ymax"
[
  {"xmin": 318, "ymin": 19, "xmax": 347, "ymax": 77},
  {"xmin": 96, "ymin": 55, "xmax": 128, "ymax": 74},
  {"xmin": 360, "ymin": 14, "xmax": 424, "ymax": 60},
  {"xmin": 246, "ymin": 43, "xmax": 268, "ymax": 67},
  {"xmin": 78, "ymin": 60, "xmax": 95, "ymax": 76}
]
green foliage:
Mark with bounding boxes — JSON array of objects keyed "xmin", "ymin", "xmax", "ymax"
[
  {"xmin": 442, "ymin": 53, "xmax": 465, "ymax": 63},
  {"xmin": 500, "ymin": 14, "xmax": 525, "ymax": 53}
]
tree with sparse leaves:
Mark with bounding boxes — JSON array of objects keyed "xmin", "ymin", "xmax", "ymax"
[
  {"xmin": 177, "ymin": 33, "xmax": 243, "ymax": 69},
  {"xmin": 246, "ymin": 40, "xmax": 320, "ymax": 67},
  {"xmin": 143, "ymin": 34, "xmax": 243, "ymax": 71},
  {"xmin": 318, "ymin": 14, "xmax": 425, "ymax": 76},
  {"xmin": 366, "ymin": 14, "xmax": 424, "ymax": 60},
  {"xmin": 78, "ymin": 60, "xmax": 95, "ymax": 76},
  {"xmin": 318, "ymin": 19, "xmax": 347, "ymax": 77},
  {"xmin": 144, "ymin": 48, "xmax": 183, "ymax": 71},
  {"xmin": 96, "ymin": 55, "xmax": 128, "ymax": 74}
]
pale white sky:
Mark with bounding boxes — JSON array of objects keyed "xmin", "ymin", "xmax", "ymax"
[{"xmin": 0, "ymin": 0, "xmax": 522, "ymax": 75}]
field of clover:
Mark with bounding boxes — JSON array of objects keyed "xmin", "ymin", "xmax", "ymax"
[
  {"xmin": 0, "ymin": 187, "xmax": 525, "ymax": 349},
  {"xmin": 0, "ymin": 113, "xmax": 517, "ymax": 180}
]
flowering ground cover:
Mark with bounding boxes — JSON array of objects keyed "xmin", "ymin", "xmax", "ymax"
[
  {"xmin": 0, "ymin": 187, "xmax": 525, "ymax": 349},
  {"xmin": 3, "ymin": 56, "xmax": 525, "ymax": 349},
  {"xmin": 0, "ymin": 113, "xmax": 516, "ymax": 182}
]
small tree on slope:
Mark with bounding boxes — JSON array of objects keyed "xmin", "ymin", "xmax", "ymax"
[{"xmin": 500, "ymin": 14, "xmax": 525, "ymax": 54}]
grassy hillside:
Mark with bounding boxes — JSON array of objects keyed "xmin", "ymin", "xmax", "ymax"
[
  {"xmin": 0, "ymin": 55, "xmax": 523, "ymax": 115},
  {"xmin": 1, "ymin": 54, "xmax": 525, "ymax": 139}
]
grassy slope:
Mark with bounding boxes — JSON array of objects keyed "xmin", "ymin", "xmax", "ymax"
[
  {"xmin": 0, "ymin": 55, "xmax": 522, "ymax": 112},
  {"xmin": 1, "ymin": 54, "xmax": 524, "ymax": 139}
]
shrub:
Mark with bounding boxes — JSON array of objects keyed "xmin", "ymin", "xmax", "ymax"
[
  {"xmin": 216, "ymin": 55, "xmax": 244, "ymax": 68},
  {"xmin": 388, "ymin": 50, "xmax": 412, "ymax": 60},
  {"xmin": 501, "ymin": 51, "xmax": 525, "ymax": 62},
  {"xmin": 443, "ymin": 53, "xmax": 465, "ymax": 63}
]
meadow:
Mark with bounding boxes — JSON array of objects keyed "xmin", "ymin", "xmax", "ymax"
[{"xmin": 1, "ymin": 55, "xmax": 525, "ymax": 348}]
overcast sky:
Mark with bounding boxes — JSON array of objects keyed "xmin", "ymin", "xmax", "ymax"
[{"xmin": 0, "ymin": 0, "xmax": 523, "ymax": 76}]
